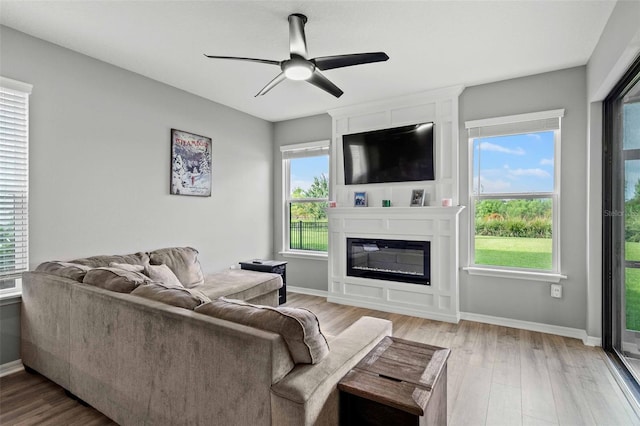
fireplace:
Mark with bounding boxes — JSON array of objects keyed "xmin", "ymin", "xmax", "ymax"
[{"xmin": 346, "ymin": 238, "xmax": 430, "ymax": 285}]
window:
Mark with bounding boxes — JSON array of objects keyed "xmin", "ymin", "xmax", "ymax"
[
  {"xmin": 281, "ymin": 140, "xmax": 329, "ymax": 256},
  {"xmin": 0, "ymin": 77, "xmax": 31, "ymax": 298},
  {"xmin": 465, "ymin": 110, "xmax": 564, "ymax": 281},
  {"xmin": 603, "ymin": 54, "xmax": 640, "ymax": 399}
]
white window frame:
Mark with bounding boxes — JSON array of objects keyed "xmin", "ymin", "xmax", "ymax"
[
  {"xmin": 0, "ymin": 77, "xmax": 32, "ymax": 299},
  {"xmin": 464, "ymin": 109, "xmax": 567, "ymax": 283},
  {"xmin": 280, "ymin": 140, "xmax": 330, "ymax": 260}
]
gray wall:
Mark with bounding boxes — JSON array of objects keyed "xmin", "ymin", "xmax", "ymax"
[
  {"xmin": 0, "ymin": 26, "xmax": 274, "ymax": 364},
  {"xmin": 459, "ymin": 66, "xmax": 588, "ymax": 330},
  {"xmin": 585, "ymin": 0, "xmax": 640, "ymax": 339},
  {"xmin": 273, "ymin": 114, "xmax": 332, "ymax": 292}
]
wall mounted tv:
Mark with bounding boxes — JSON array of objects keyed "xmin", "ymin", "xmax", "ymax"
[{"xmin": 343, "ymin": 122, "xmax": 435, "ymax": 185}]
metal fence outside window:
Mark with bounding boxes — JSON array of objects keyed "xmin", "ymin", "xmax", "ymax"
[{"xmin": 289, "ymin": 221, "xmax": 328, "ymax": 251}]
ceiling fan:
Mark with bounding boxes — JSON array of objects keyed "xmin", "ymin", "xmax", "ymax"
[{"xmin": 204, "ymin": 13, "xmax": 389, "ymax": 98}]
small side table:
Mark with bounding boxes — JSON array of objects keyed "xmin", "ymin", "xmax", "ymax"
[
  {"xmin": 338, "ymin": 336, "xmax": 450, "ymax": 425},
  {"xmin": 239, "ymin": 260, "xmax": 287, "ymax": 305}
]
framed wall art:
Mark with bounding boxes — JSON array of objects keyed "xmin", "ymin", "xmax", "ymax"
[{"xmin": 170, "ymin": 129, "xmax": 212, "ymax": 197}]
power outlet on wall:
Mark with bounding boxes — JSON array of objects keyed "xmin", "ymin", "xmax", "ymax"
[{"xmin": 550, "ymin": 283, "xmax": 562, "ymax": 298}]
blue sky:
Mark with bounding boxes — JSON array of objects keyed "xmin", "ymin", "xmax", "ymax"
[
  {"xmin": 290, "ymin": 156, "xmax": 329, "ymax": 193},
  {"xmin": 473, "ymin": 131, "xmax": 555, "ymax": 194}
]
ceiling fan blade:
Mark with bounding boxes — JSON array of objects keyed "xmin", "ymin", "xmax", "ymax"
[
  {"xmin": 203, "ymin": 55, "xmax": 280, "ymax": 66},
  {"xmin": 307, "ymin": 70, "xmax": 344, "ymax": 98},
  {"xmin": 255, "ymin": 72, "xmax": 287, "ymax": 97},
  {"xmin": 313, "ymin": 52, "xmax": 389, "ymax": 70},
  {"xmin": 288, "ymin": 14, "xmax": 308, "ymax": 58}
]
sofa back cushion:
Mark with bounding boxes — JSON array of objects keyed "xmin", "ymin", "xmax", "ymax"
[
  {"xmin": 35, "ymin": 261, "xmax": 92, "ymax": 282},
  {"xmin": 131, "ymin": 282, "xmax": 210, "ymax": 310},
  {"xmin": 83, "ymin": 267, "xmax": 150, "ymax": 293},
  {"xmin": 71, "ymin": 252, "xmax": 150, "ymax": 268},
  {"xmin": 195, "ymin": 298, "xmax": 329, "ymax": 364},
  {"xmin": 109, "ymin": 262, "xmax": 145, "ymax": 273},
  {"xmin": 149, "ymin": 247, "xmax": 204, "ymax": 288}
]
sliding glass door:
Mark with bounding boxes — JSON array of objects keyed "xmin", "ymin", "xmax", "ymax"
[{"xmin": 604, "ymin": 54, "xmax": 640, "ymax": 400}]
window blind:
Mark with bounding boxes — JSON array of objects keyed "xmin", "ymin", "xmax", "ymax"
[
  {"xmin": 466, "ymin": 109, "xmax": 564, "ymax": 139},
  {"xmin": 0, "ymin": 78, "xmax": 31, "ymax": 279},
  {"xmin": 281, "ymin": 140, "xmax": 330, "ymax": 159}
]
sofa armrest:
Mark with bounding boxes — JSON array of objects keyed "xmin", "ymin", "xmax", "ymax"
[
  {"xmin": 270, "ymin": 316, "xmax": 392, "ymax": 426},
  {"xmin": 21, "ymin": 272, "xmax": 75, "ymax": 389}
]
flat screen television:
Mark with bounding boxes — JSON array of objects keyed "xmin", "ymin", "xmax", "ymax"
[{"xmin": 342, "ymin": 122, "xmax": 435, "ymax": 185}]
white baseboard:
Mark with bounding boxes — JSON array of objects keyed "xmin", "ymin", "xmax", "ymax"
[
  {"xmin": 286, "ymin": 288, "xmax": 601, "ymax": 346},
  {"xmin": 287, "ymin": 286, "xmax": 328, "ymax": 298},
  {"xmin": 0, "ymin": 359, "xmax": 23, "ymax": 377},
  {"xmin": 460, "ymin": 312, "xmax": 601, "ymax": 346},
  {"xmin": 585, "ymin": 335, "xmax": 603, "ymax": 347},
  {"xmin": 328, "ymin": 295, "xmax": 460, "ymax": 323}
]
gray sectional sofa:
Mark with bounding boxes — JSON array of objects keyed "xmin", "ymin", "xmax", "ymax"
[{"xmin": 21, "ymin": 247, "xmax": 392, "ymax": 425}]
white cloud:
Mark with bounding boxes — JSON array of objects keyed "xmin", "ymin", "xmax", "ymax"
[
  {"xmin": 478, "ymin": 142, "xmax": 525, "ymax": 155},
  {"xmin": 526, "ymin": 133, "xmax": 542, "ymax": 141},
  {"xmin": 508, "ymin": 168, "xmax": 551, "ymax": 178},
  {"xmin": 473, "ymin": 176, "xmax": 511, "ymax": 193},
  {"xmin": 291, "ymin": 179, "xmax": 313, "ymax": 191},
  {"xmin": 540, "ymin": 158, "xmax": 554, "ymax": 166}
]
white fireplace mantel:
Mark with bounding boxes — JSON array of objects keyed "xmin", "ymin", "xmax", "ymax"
[
  {"xmin": 326, "ymin": 86, "xmax": 464, "ymax": 322},
  {"xmin": 327, "ymin": 206, "xmax": 465, "ymax": 323}
]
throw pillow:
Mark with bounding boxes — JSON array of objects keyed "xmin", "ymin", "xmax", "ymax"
[
  {"xmin": 83, "ymin": 267, "xmax": 150, "ymax": 293},
  {"xmin": 195, "ymin": 298, "xmax": 330, "ymax": 364},
  {"xmin": 109, "ymin": 262, "xmax": 145, "ymax": 273},
  {"xmin": 35, "ymin": 261, "xmax": 92, "ymax": 282},
  {"xmin": 131, "ymin": 282, "xmax": 210, "ymax": 310},
  {"xmin": 148, "ymin": 247, "xmax": 204, "ymax": 288},
  {"xmin": 144, "ymin": 264, "xmax": 184, "ymax": 288}
]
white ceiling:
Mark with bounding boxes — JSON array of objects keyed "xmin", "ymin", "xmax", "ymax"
[{"xmin": 0, "ymin": 1, "xmax": 616, "ymax": 122}]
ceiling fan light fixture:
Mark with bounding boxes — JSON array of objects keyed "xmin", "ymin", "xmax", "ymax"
[{"xmin": 283, "ymin": 59, "xmax": 314, "ymax": 81}]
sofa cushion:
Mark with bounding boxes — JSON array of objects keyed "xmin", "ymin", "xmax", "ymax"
[
  {"xmin": 197, "ymin": 269, "xmax": 282, "ymax": 301},
  {"xmin": 83, "ymin": 267, "xmax": 150, "ymax": 293},
  {"xmin": 149, "ymin": 247, "xmax": 204, "ymax": 288},
  {"xmin": 71, "ymin": 251, "xmax": 150, "ymax": 268},
  {"xmin": 109, "ymin": 262, "xmax": 145, "ymax": 273},
  {"xmin": 131, "ymin": 282, "xmax": 210, "ymax": 310},
  {"xmin": 144, "ymin": 264, "xmax": 184, "ymax": 288},
  {"xmin": 195, "ymin": 298, "xmax": 329, "ymax": 364},
  {"xmin": 35, "ymin": 261, "xmax": 92, "ymax": 282}
]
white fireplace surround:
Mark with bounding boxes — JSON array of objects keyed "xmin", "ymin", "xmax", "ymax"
[
  {"xmin": 327, "ymin": 206, "xmax": 464, "ymax": 322},
  {"xmin": 326, "ymin": 86, "xmax": 464, "ymax": 322}
]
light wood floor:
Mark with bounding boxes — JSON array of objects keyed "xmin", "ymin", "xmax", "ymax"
[{"xmin": 1, "ymin": 293, "xmax": 639, "ymax": 425}]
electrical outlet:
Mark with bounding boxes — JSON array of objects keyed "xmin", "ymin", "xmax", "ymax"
[{"xmin": 551, "ymin": 284, "xmax": 562, "ymax": 298}]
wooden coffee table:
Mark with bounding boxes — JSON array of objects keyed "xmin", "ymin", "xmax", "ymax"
[{"xmin": 338, "ymin": 336, "xmax": 450, "ymax": 425}]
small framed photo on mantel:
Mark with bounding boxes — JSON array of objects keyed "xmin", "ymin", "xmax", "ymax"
[
  {"xmin": 354, "ymin": 191, "xmax": 367, "ymax": 207},
  {"xmin": 410, "ymin": 189, "xmax": 425, "ymax": 207}
]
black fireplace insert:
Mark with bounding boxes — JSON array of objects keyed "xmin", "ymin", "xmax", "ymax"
[{"xmin": 346, "ymin": 238, "xmax": 430, "ymax": 285}]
